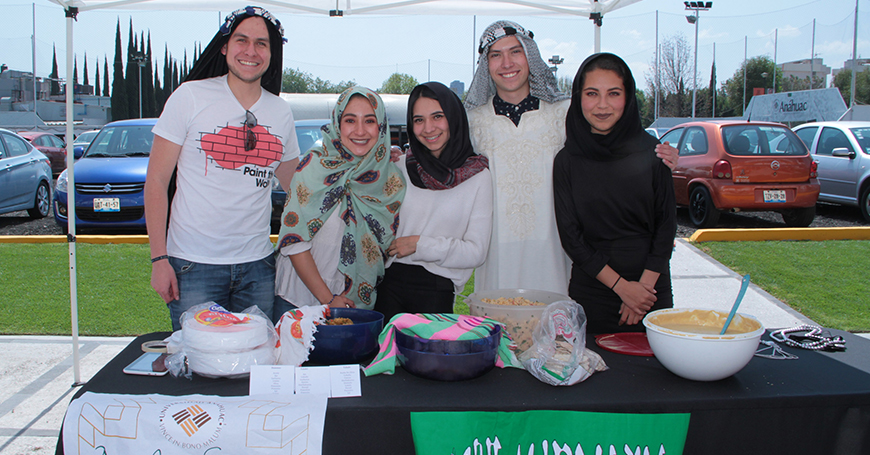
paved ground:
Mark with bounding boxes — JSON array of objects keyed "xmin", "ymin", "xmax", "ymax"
[{"xmin": 1, "ymin": 239, "xmax": 866, "ymax": 455}]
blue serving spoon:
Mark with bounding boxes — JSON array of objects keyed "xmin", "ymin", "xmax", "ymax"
[{"xmin": 721, "ymin": 274, "xmax": 751, "ymax": 335}]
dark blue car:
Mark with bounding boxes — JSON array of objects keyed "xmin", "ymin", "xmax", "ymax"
[{"xmin": 54, "ymin": 118, "xmax": 157, "ymax": 234}]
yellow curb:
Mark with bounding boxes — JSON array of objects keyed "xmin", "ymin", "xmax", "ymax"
[
  {"xmin": 0, "ymin": 235, "xmax": 150, "ymax": 244},
  {"xmin": 690, "ymin": 227, "xmax": 870, "ymax": 243}
]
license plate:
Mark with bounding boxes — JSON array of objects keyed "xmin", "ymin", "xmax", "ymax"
[
  {"xmin": 93, "ymin": 198, "xmax": 120, "ymax": 212},
  {"xmin": 763, "ymin": 190, "xmax": 786, "ymax": 203}
]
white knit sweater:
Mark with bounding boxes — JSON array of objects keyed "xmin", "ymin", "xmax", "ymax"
[{"xmin": 388, "ymin": 156, "xmax": 493, "ymax": 293}]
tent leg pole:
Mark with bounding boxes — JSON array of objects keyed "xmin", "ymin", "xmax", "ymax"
[{"xmin": 65, "ymin": 6, "xmax": 82, "ymax": 387}]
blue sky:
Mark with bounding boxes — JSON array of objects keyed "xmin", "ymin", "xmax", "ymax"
[{"xmin": 2, "ymin": 0, "xmax": 867, "ymax": 94}]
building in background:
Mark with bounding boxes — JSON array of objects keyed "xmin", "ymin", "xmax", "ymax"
[
  {"xmin": 0, "ymin": 67, "xmax": 110, "ymax": 136},
  {"xmin": 780, "ymin": 58, "xmax": 831, "ymax": 87},
  {"xmin": 449, "ymin": 80, "xmax": 465, "ymax": 98}
]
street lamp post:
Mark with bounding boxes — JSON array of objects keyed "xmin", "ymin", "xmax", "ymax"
[
  {"xmin": 685, "ymin": 1, "xmax": 712, "ymax": 118},
  {"xmin": 548, "ymin": 55, "xmax": 564, "ymax": 77},
  {"xmin": 131, "ymin": 51, "xmax": 145, "ymax": 118}
]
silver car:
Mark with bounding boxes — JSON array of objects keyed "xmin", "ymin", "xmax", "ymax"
[
  {"xmin": 0, "ymin": 128, "xmax": 53, "ymax": 218},
  {"xmin": 793, "ymin": 121, "xmax": 870, "ymax": 221}
]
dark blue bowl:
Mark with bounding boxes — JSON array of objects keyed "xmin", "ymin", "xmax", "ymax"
[
  {"xmin": 396, "ymin": 343, "xmax": 498, "ymax": 381},
  {"xmin": 308, "ymin": 308, "xmax": 384, "ymax": 365},
  {"xmin": 393, "ymin": 325, "xmax": 502, "ymax": 355}
]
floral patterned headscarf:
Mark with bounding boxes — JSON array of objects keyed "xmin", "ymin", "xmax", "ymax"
[{"xmin": 277, "ymin": 86, "xmax": 406, "ymax": 309}]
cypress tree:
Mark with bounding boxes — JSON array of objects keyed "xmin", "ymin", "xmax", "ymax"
[
  {"xmin": 111, "ymin": 18, "xmax": 128, "ymax": 120},
  {"xmin": 73, "ymin": 57, "xmax": 78, "ymax": 86},
  {"xmin": 94, "ymin": 56, "xmax": 100, "ymax": 96},
  {"xmin": 143, "ymin": 31, "xmax": 155, "ymax": 117},
  {"xmin": 125, "ymin": 17, "xmax": 139, "ymax": 118},
  {"xmin": 182, "ymin": 49, "xmax": 188, "ymax": 82},
  {"xmin": 83, "ymin": 53, "xmax": 89, "ymax": 89},
  {"xmin": 103, "ymin": 56, "xmax": 110, "ymax": 98},
  {"xmin": 155, "ymin": 64, "xmax": 165, "ymax": 115},
  {"xmin": 49, "ymin": 45, "xmax": 60, "ymax": 96},
  {"xmin": 163, "ymin": 46, "xmax": 172, "ymax": 95}
]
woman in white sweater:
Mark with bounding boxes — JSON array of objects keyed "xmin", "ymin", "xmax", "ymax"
[{"xmin": 377, "ymin": 82, "xmax": 493, "ymax": 321}]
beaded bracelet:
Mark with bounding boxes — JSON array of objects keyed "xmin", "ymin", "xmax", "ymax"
[
  {"xmin": 150, "ymin": 255, "xmax": 169, "ymax": 264},
  {"xmin": 769, "ymin": 325, "xmax": 846, "ymax": 351},
  {"xmin": 326, "ymin": 294, "xmax": 338, "ymax": 306}
]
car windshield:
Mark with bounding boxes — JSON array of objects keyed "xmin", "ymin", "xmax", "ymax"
[
  {"xmin": 296, "ymin": 125, "xmax": 324, "ymax": 154},
  {"xmin": 74, "ymin": 131, "xmax": 99, "ymax": 145},
  {"xmin": 849, "ymin": 127, "xmax": 870, "ymax": 154},
  {"xmin": 84, "ymin": 125, "xmax": 153, "ymax": 157},
  {"xmin": 721, "ymin": 124, "xmax": 806, "ymax": 156}
]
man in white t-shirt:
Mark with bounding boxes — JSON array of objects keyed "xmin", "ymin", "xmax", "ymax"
[
  {"xmin": 464, "ymin": 21, "xmax": 679, "ymax": 295},
  {"xmin": 145, "ymin": 6, "xmax": 300, "ymax": 330}
]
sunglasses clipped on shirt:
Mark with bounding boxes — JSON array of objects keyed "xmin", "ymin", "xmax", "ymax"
[{"xmin": 245, "ymin": 110, "xmax": 258, "ymax": 151}]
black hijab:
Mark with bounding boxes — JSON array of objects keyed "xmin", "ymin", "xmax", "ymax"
[
  {"xmin": 405, "ymin": 82, "xmax": 488, "ymax": 190},
  {"xmin": 563, "ymin": 53, "xmax": 659, "ymax": 161},
  {"xmin": 185, "ymin": 6, "xmax": 285, "ymax": 96}
]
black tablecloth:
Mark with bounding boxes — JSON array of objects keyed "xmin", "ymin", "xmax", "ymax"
[{"xmin": 57, "ymin": 331, "xmax": 870, "ymax": 455}]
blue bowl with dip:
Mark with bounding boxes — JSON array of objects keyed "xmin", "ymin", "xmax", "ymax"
[{"xmin": 308, "ymin": 308, "xmax": 384, "ymax": 365}]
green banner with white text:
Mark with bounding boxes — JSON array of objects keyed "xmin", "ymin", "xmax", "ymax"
[{"xmin": 410, "ymin": 410, "xmax": 690, "ymax": 455}]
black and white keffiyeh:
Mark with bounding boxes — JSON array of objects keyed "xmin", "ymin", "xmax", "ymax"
[{"xmin": 464, "ymin": 20, "xmax": 569, "ymax": 109}]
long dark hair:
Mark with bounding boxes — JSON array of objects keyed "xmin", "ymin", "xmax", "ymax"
[{"xmin": 185, "ymin": 8, "xmax": 285, "ymax": 96}]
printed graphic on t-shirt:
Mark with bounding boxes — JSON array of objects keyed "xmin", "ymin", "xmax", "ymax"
[{"xmin": 198, "ymin": 122, "xmax": 283, "ymax": 187}]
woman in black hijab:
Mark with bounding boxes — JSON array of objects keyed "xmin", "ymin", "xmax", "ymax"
[
  {"xmin": 376, "ymin": 82, "xmax": 492, "ymax": 321},
  {"xmin": 553, "ymin": 53, "xmax": 677, "ymax": 334}
]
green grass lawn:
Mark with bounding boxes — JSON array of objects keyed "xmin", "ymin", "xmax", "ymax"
[
  {"xmin": 696, "ymin": 240, "xmax": 870, "ymax": 332},
  {"xmin": 1, "ymin": 240, "xmax": 867, "ymax": 335}
]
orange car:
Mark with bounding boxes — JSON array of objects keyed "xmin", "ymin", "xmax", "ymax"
[{"xmin": 661, "ymin": 121, "xmax": 819, "ymax": 228}]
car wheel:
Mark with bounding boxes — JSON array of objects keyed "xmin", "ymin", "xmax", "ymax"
[
  {"xmin": 688, "ymin": 186, "xmax": 720, "ymax": 228},
  {"xmin": 861, "ymin": 185, "xmax": 870, "ymax": 223},
  {"xmin": 27, "ymin": 182, "xmax": 51, "ymax": 219},
  {"xmin": 781, "ymin": 206, "xmax": 815, "ymax": 227}
]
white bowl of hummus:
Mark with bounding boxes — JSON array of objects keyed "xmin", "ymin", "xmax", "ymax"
[{"xmin": 643, "ymin": 308, "xmax": 764, "ymax": 381}]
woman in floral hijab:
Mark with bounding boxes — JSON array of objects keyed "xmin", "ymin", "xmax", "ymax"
[{"xmin": 274, "ymin": 86, "xmax": 406, "ymax": 318}]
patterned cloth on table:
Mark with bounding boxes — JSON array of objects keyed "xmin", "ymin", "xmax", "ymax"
[{"xmin": 363, "ymin": 313, "xmax": 521, "ymax": 376}]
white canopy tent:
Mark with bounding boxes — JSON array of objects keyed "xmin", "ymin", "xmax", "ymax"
[{"xmin": 46, "ymin": 0, "xmax": 643, "ymax": 384}]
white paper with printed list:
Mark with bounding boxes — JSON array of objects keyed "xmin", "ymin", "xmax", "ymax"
[{"xmin": 250, "ymin": 365, "xmax": 361, "ymax": 398}]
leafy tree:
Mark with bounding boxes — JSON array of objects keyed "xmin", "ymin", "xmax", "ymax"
[
  {"xmin": 281, "ymin": 68, "xmax": 355, "ymax": 93},
  {"xmin": 644, "ymin": 33, "xmax": 693, "ymax": 118},
  {"xmin": 637, "ymin": 89, "xmax": 653, "ymax": 128},
  {"xmin": 721, "ymin": 56, "xmax": 778, "ymax": 117},
  {"xmin": 832, "ymin": 69, "xmax": 870, "ymax": 106},
  {"xmin": 111, "ymin": 19, "xmax": 128, "ymax": 120},
  {"xmin": 781, "ymin": 74, "xmax": 826, "ymax": 93},
  {"xmin": 557, "ymin": 75, "xmax": 572, "ymax": 94},
  {"xmin": 378, "ymin": 73, "xmax": 418, "ymax": 94},
  {"xmin": 49, "ymin": 45, "xmax": 60, "ymax": 96}
]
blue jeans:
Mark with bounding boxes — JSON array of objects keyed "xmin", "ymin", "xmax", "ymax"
[
  {"xmin": 272, "ymin": 295, "xmax": 298, "ymax": 324},
  {"xmin": 168, "ymin": 253, "xmax": 276, "ymax": 331}
]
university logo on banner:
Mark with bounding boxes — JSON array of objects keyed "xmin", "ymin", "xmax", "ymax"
[
  {"xmin": 162, "ymin": 401, "xmax": 225, "ymax": 447},
  {"xmin": 410, "ymin": 410, "xmax": 690, "ymax": 455}
]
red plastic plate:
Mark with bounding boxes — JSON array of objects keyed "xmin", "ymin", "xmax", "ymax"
[{"xmin": 594, "ymin": 332, "xmax": 654, "ymax": 357}]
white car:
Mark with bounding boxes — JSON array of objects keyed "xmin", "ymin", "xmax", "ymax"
[{"xmin": 793, "ymin": 121, "xmax": 870, "ymax": 221}]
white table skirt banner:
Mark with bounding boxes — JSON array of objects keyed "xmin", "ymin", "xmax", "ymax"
[{"xmin": 63, "ymin": 392, "xmax": 328, "ymax": 455}]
